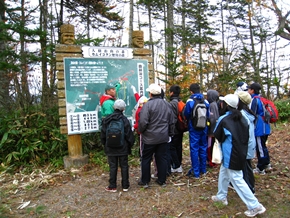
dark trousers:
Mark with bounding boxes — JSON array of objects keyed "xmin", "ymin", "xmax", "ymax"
[
  {"xmin": 256, "ymin": 135, "xmax": 270, "ymax": 171},
  {"xmin": 243, "ymin": 159, "xmax": 255, "ymax": 194},
  {"xmin": 141, "ymin": 142, "xmax": 167, "ymax": 183},
  {"xmin": 170, "ymin": 133, "xmax": 183, "ymax": 169},
  {"xmin": 166, "ymin": 142, "xmax": 171, "ymax": 175},
  {"xmin": 107, "ymin": 155, "xmax": 129, "ymax": 189}
]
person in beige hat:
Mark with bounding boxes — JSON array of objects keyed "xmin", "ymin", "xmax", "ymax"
[{"xmin": 237, "ymin": 92, "xmax": 257, "ymax": 194}]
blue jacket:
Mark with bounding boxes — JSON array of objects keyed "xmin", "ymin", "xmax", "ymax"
[
  {"xmin": 250, "ymin": 94, "xmax": 271, "ymax": 136},
  {"xmin": 184, "ymin": 93, "xmax": 209, "ymax": 132},
  {"xmin": 214, "ymin": 111, "xmax": 249, "ymax": 170},
  {"xmin": 241, "ymin": 110, "xmax": 256, "ymax": 159}
]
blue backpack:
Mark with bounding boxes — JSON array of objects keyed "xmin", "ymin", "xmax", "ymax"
[{"xmin": 106, "ymin": 119, "xmax": 124, "ymax": 148}]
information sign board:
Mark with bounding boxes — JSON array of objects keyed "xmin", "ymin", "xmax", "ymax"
[{"xmin": 64, "ymin": 58, "xmax": 149, "ymax": 135}]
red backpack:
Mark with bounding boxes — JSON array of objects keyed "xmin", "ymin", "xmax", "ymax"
[
  {"xmin": 176, "ymin": 101, "xmax": 188, "ymax": 132},
  {"xmin": 254, "ymin": 96, "xmax": 279, "ymax": 123}
]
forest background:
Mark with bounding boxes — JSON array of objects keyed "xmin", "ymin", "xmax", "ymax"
[{"xmin": 0, "ymin": 0, "xmax": 290, "ymax": 171}]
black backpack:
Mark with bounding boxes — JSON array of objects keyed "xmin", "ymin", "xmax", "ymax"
[
  {"xmin": 106, "ymin": 119, "xmax": 125, "ymax": 148},
  {"xmin": 191, "ymin": 99, "xmax": 207, "ymax": 130}
]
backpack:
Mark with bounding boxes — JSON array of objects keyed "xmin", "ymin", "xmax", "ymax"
[
  {"xmin": 254, "ymin": 96, "xmax": 278, "ymax": 123},
  {"xmin": 106, "ymin": 119, "xmax": 125, "ymax": 148},
  {"xmin": 191, "ymin": 98, "xmax": 207, "ymax": 130},
  {"xmin": 176, "ymin": 100, "xmax": 188, "ymax": 132}
]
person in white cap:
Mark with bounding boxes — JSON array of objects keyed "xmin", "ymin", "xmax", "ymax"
[
  {"xmin": 212, "ymin": 94, "xmax": 266, "ymax": 217},
  {"xmin": 138, "ymin": 84, "xmax": 174, "ymax": 188}
]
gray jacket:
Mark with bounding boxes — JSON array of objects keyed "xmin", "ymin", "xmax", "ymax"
[
  {"xmin": 169, "ymin": 97, "xmax": 179, "ymax": 134},
  {"xmin": 138, "ymin": 96, "xmax": 174, "ymax": 144},
  {"xmin": 207, "ymin": 89, "xmax": 219, "ymax": 135}
]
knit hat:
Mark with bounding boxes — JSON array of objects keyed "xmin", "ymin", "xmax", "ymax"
[
  {"xmin": 219, "ymin": 94, "xmax": 239, "ymax": 109},
  {"xmin": 146, "ymin": 84, "xmax": 162, "ymax": 95},
  {"xmin": 236, "ymin": 81, "xmax": 248, "ymax": 91},
  {"xmin": 105, "ymin": 83, "xmax": 115, "ymax": 91},
  {"xmin": 113, "ymin": 99, "xmax": 126, "ymax": 111},
  {"xmin": 237, "ymin": 92, "xmax": 252, "ymax": 105}
]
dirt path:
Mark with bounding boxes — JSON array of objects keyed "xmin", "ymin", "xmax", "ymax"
[{"xmin": 1, "ymin": 124, "xmax": 290, "ymax": 218}]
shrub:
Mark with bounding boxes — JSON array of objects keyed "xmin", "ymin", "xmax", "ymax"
[
  {"xmin": 275, "ymin": 99, "xmax": 290, "ymax": 122},
  {"xmin": 0, "ymin": 106, "xmax": 67, "ymax": 169}
]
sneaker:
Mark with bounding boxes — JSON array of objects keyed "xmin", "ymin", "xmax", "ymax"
[
  {"xmin": 138, "ymin": 181, "xmax": 149, "ymax": 189},
  {"xmin": 155, "ymin": 179, "xmax": 166, "ymax": 187},
  {"xmin": 265, "ymin": 164, "xmax": 273, "ymax": 171},
  {"xmin": 105, "ymin": 186, "xmax": 117, "ymax": 193},
  {"xmin": 244, "ymin": 204, "xmax": 266, "ymax": 217},
  {"xmin": 171, "ymin": 166, "xmax": 183, "ymax": 173},
  {"xmin": 123, "ymin": 187, "xmax": 129, "ymax": 192},
  {"xmin": 211, "ymin": 196, "xmax": 228, "ymax": 206},
  {"xmin": 253, "ymin": 168, "xmax": 266, "ymax": 175}
]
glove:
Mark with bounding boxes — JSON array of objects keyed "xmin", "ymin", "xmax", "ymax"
[
  {"xmin": 168, "ymin": 136, "xmax": 172, "ymax": 143},
  {"xmin": 131, "ymin": 85, "xmax": 137, "ymax": 94},
  {"xmin": 115, "ymin": 82, "xmax": 121, "ymax": 89}
]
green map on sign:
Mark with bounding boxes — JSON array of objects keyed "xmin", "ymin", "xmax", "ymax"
[{"xmin": 64, "ymin": 58, "xmax": 149, "ymax": 133}]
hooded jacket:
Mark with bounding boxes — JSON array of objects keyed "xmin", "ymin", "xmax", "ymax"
[
  {"xmin": 101, "ymin": 110, "xmax": 135, "ymax": 156},
  {"xmin": 207, "ymin": 90, "xmax": 219, "ymax": 135},
  {"xmin": 138, "ymin": 96, "xmax": 174, "ymax": 144},
  {"xmin": 100, "ymin": 94, "xmax": 116, "ymax": 118},
  {"xmin": 169, "ymin": 96, "xmax": 180, "ymax": 134}
]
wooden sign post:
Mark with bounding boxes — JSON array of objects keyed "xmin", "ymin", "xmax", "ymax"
[{"xmin": 56, "ymin": 24, "xmax": 88, "ymax": 168}]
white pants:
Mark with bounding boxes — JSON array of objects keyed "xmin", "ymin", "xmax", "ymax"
[{"xmin": 216, "ymin": 164, "xmax": 260, "ymax": 210}]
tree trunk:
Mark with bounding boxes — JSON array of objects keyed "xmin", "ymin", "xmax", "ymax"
[
  {"xmin": 19, "ymin": 0, "xmax": 31, "ymax": 109},
  {"xmin": 39, "ymin": 0, "xmax": 50, "ymax": 109},
  {"xmin": 0, "ymin": 0, "xmax": 11, "ymax": 109},
  {"xmin": 128, "ymin": 0, "xmax": 133, "ymax": 47},
  {"xmin": 147, "ymin": 2, "xmax": 155, "ymax": 73}
]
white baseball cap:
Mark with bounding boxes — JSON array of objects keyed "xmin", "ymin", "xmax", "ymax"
[
  {"xmin": 219, "ymin": 94, "xmax": 239, "ymax": 109},
  {"xmin": 146, "ymin": 84, "xmax": 162, "ymax": 95}
]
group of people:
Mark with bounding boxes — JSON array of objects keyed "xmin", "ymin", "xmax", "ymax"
[{"xmin": 99, "ymin": 81, "xmax": 271, "ymax": 217}]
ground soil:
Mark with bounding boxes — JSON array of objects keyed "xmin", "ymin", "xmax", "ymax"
[{"xmin": 0, "ymin": 123, "xmax": 290, "ymax": 218}]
